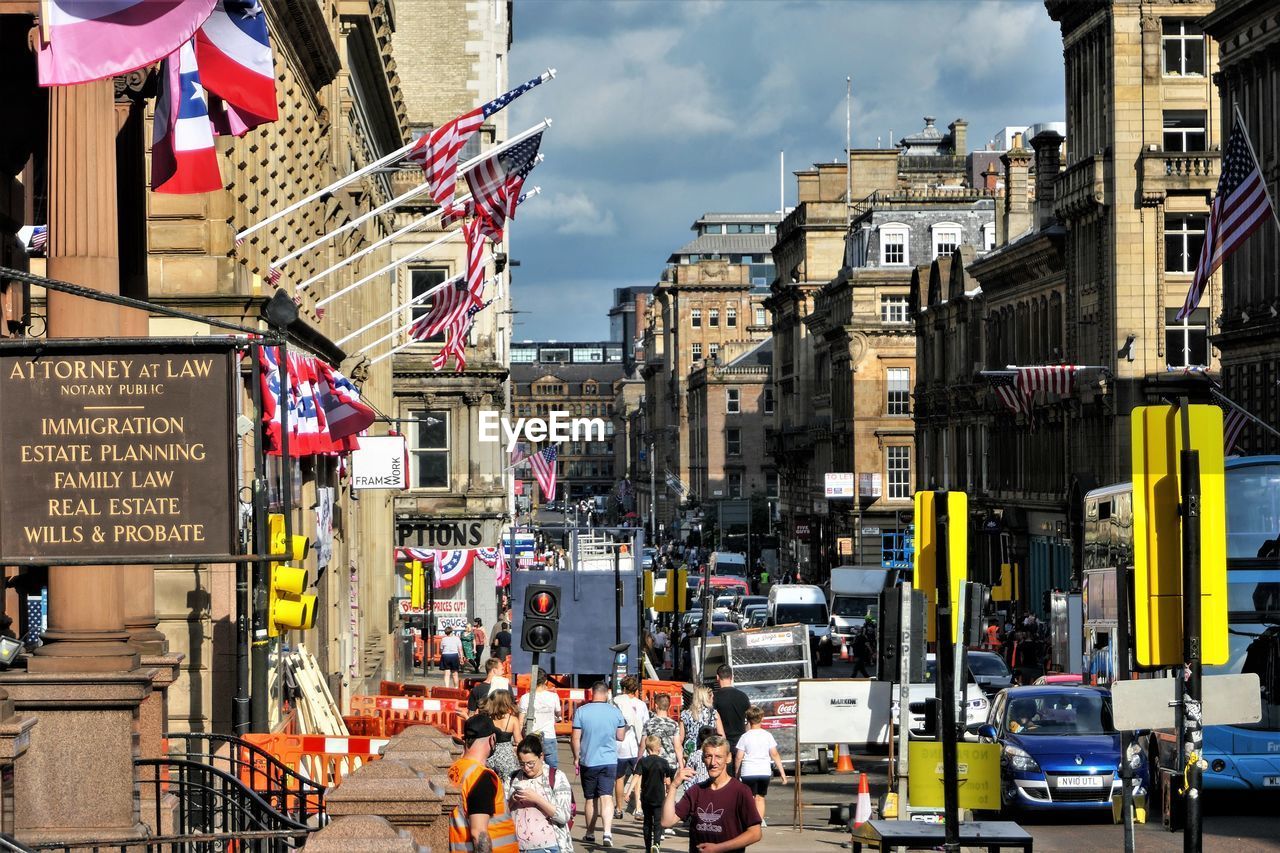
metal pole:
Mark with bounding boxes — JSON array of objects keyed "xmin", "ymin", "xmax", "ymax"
[
  {"xmin": 1179, "ymin": 401, "xmax": 1203, "ymax": 853},
  {"xmin": 614, "ymin": 545, "xmax": 623, "ymax": 648},
  {"xmin": 650, "ymin": 442, "xmax": 657, "ymax": 544},
  {"xmin": 425, "ymin": 562, "xmax": 434, "ymax": 675},
  {"xmin": 896, "ymin": 585, "xmax": 912, "ymax": 820},
  {"xmin": 524, "ymin": 654, "xmax": 541, "ymax": 737},
  {"xmin": 1116, "ymin": 558, "xmax": 1136, "ymax": 853},
  {"xmin": 237, "ymin": 345, "xmax": 263, "ymax": 735},
  {"xmin": 935, "ymin": 492, "xmax": 961, "ymax": 853}
]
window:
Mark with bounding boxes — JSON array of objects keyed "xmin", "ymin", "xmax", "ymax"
[
  {"xmin": 1162, "ymin": 19, "xmax": 1205, "ymax": 76},
  {"xmin": 692, "ymin": 343, "xmax": 702, "ymax": 361},
  {"xmin": 690, "ymin": 308, "xmax": 701, "ymax": 327},
  {"xmin": 708, "ymin": 343, "xmax": 719, "ymax": 360},
  {"xmin": 766, "ymin": 471, "xmax": 779, "ymax": 497},
  {"xmin": 982, "ymin": 222, "xmax": 996, "ymax": 252},
  {"xmin": 728, "ymin": 472, "xmax": 743, "ymax": 498},
  {"xmin": 881, "ymin": 225, "xmax": 909, "ymax": 265},
  {"xmin": 887, "ymin": 446, "xmax": 911, "ymax": 499},
  {"xmin": 881, "ymin": 295, "xmax": 909, "ymax": 324},
  {"xmin": 1165, "ymin": 214, "xmax": 1206, "ymax": 274},
  {"xmin": 727, "ymin": 428, "xmax": 741, "ymax": 456},
  {"xmin": 411, "ymin": 410, "xmax": 449, "ymax": 489},
  {"xmin": 1163, "ymin": 111, "xmax": 1207, "ymax": 152},
  {"xmin": 764, "ymin": 387, "xmax": 775, "ymax": 414},
  {"xmin": 709, "ymin": 309, "xmax": 719, "ymax": 327},
  {"xmin": 727, "ymin": 389, "xmax": 740, "ymax": 413},
  {"xmin": 703, "ymin": 224, "xmax": 724, "ymax": 235},
  {"xmin": 932, "ymin": 223, "xmax": 962, "ymax": 260},
  {"xmin": 726, "ymin": 306, "xmax": 737, "ymax": 327},
  {"xmin": 887, "ymin": 368, "xmax": 911, "ymax": 416},
  {"xmin": 1166, "ymin": 308, "xmax": 1209, "ymax": 368},
  {"xmin": 410, "ymin": 268, "xmax": 448, "ymax": 342},
  {"xmin": 755, "ymin": 307, "xmax": 767, "ymax": 326}
]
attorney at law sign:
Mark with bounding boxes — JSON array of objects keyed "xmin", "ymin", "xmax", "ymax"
[{"xmin": 351, "ymin": 435, "xmax": 407, "ymax": 490}]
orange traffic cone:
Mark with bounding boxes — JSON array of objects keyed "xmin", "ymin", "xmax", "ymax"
[
  {"xmin": 835, "ymin": 743, "xmax": 855, "ymax": 773},
  {"xmin": 840, "ymin": 640, "xmax": 850, "ymax": 661},
  {"xmin": 853, "ymin": 773, "xmax": 872, "ymax": 827}
]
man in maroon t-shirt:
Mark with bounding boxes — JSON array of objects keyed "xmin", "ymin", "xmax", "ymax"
[{"xmin": 662, "ymin": 734, "xmax": 762, "ymax": 853}]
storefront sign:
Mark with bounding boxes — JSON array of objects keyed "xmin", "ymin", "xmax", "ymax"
[
  {"xmin": 396, "ymin": 518, "xmax": 500, "ymax": 549},
  {"xmin": 794, "ymin": 519, "xmax": 811, "ymax": 537},
  {"xmin": 824, "ymin": 472, "xmax": 855, "ymax": 498},
  {"xmin": 0, "ymin": 342, "xmax": 237, "ymax": 563},
  {"xmin": 351, "ymin": 435, "xmax": 408, "ymax": 489}
]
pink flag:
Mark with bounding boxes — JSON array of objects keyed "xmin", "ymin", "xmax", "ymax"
[{"xmin": 38, "ymin": 0, "xmax": 217, "ymax": 86}]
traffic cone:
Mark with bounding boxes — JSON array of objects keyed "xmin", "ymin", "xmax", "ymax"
[
  {"xmin": 853, "ymin": 773, "xmax": 872, "ymax": 828},
  {"xmin": 835, "ymin": 743, "xmax": 855, "ymax": 773},
  {"xmin": 840, "ymin": 640, "xmax": 850, "ymax": 661}
]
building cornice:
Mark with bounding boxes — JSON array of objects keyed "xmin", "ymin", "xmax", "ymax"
[{"xmin": 269, "ymin": 0, "xmax": 342, "ymax": 93}]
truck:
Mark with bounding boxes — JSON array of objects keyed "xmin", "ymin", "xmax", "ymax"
[
  {"xmin": 708, "ymin": 551, "xmax": 748, "ymax": 578},
  {"xmin": 827, "ymin": 565, "xmax": 895, "ymax": 642}
]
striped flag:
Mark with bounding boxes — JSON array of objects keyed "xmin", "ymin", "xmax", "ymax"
[
  {"xmin": 1017, "ymin": 365, "xmax": 1081, "ymax": 399},
  {"xmin": 430, "ymin": 298, "xmax": 493, "ymax": 373},
  {"xmin": 405, "ymin": 73, "xmax": 548, "ymax": 206},
  {"xmin": 529, "ymin": 446, "xmax": 559, "ymax": 502},
  {"xmin": 26, "ymin": 225, "xmax": 48, "ymax": 255},
  {"xmin": 1177, "ymin": 115, "xmax": 1274, "ymax": 321},
  {"xmin": 465, "ymin": 133, "xmax": 543, "ymax": 242},
  {"xmin": 410, "ymin": 218, "xmax": 486, "ymax": 341},
  {"xmin": 983, "ymin": 370, "xmax": 1026, "ymax": 415},
  {"xmin": 195, "ymin": 1, "xmax": 277, "ymax": 128},
  {"xmin": 151, "ymin": 39, "xmax": 223, "ymax": 194},
  {"xmin": 1223, "ymin": 405, "xmax": 1249, "ymax": 455}
]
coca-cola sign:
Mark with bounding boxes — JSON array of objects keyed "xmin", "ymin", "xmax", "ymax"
[{"xmin": 774, "ymin": 700, "xmax": 798, "ymax": 716}]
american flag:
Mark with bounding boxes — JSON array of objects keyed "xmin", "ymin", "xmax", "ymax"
[
  {"xmin": 465, "ymin": 133, "xmax": 543, "ymax": 242},
  {"xmin": 267, "ymin": 267, "xmax": 282, "ymax": 286},
  {"xmin": 430, "ymin": 298, "xmax": 493, "ymax": 373},
  {"xmin": 441, "ymin": 190, "xmax": 533, "ymax": 242},
  {"xmin": 404, "ymin": 73, "xmax": 548, "ymax": 206},
  {"xmin": 984, "ymin": 370, "xmax": 1027, "ymax": 415},
  {"xmin": 27, "ymin": 225, "xmax": 47, "ymax": 255},
  {"xmin": 1177, "ymin": 115, "xmax": 1274, "ymax": 321},
  {"xmin": 410, "ymin": 218, "xmax": 486, "ymax": 341},
  {"xmin": 1223, "ymin": 404, "xmax": 1249, "ymax": 455},
  {"xmin": 1017, "ymin": 365, "xmax": 1081, "ymax": 400},
  {"xmin": 529, "ymin": 446, "xmax": 559, "ymax": 502}
]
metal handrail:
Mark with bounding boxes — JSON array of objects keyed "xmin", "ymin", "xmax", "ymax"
[{"xmin": 163, "ymin": 732, "xmax": 326, "ymax": 825}]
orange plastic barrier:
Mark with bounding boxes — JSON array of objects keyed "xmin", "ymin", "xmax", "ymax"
[
  {"xmin": 428, "ymin": 686, "xmax": 469, "ymax": 701},
  {"xmin": 343, "ymin": 715, "xmax": 385, "ymax": 737},
  {"xmin": 243, "ymin": 733, "xmax": 390, "ymax": 787}
]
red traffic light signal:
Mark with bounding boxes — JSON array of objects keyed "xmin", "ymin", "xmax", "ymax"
[
  {"xmin": 530, "ymin": 591, "xmax": 555, "ymax": 616},
  {"xmin": 521, "ymin": 582, "xmax": 560, "ymax": 654}
]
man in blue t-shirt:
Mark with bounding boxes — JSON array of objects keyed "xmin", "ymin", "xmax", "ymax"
[{"xmin": 571, "ymin": 681, "xmax": 626, "ymax": 847}]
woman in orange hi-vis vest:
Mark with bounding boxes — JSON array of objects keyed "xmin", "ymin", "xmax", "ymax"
[{"xmin": 450, "ymin": 715, "xmax": 519, "ymax": 853}]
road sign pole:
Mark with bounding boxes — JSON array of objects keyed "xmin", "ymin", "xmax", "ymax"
[
  {"xmin": 523, "ymin": 654, "xmax": 541, "ymax": 737},
  {"xmin": 1115, "ymin": 554, "xmax": 1135, "ymax": 853},
  {"xmin": 897, "ymin": 583, "xmax": 912, "ymax": 820},
  {"xmin": 1179, "ymin": 401, "xmax": 1203, "ymax": 853},
  {"xmin": 935, "ymin": 492, "xmax": 960, "ymax": 853}
]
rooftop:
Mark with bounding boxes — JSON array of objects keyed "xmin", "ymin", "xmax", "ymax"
[
  {"xmin": 669, "ymin": 233, "xmax": 777, "ymax": 259},
  {"xmin": 693, "ymin": 212, "xmax": 782, "ymax": 226}
]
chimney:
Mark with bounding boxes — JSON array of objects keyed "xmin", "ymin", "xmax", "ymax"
[
  {"xmin": 982, "ymin": 161, "xmax": 1000, "ymax": 193},
  {"xmin": 1029, "ymin": 127, "xmax": 1064, "ymax": 231},
  {"xmin": 1001, "ymin": 146, "xmax": 1033, "ymax": 239},
  {"xmin": 948, "ymin": 119, "xmax": 968, "ymax": 158}
]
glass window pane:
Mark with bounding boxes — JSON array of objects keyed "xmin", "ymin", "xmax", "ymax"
[{"xmin": 416, "ymin": 452, "xmax": 448, "ymax": 488}]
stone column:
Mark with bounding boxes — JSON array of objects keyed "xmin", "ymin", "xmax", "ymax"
[{"xmin": 32, "ymin": 78, "xmax": 138, "ymax": 674}]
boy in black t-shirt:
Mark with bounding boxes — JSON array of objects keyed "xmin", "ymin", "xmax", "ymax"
[{"xmin": 626, "ymin": 735, "xmax": 674, "ymax": 853}]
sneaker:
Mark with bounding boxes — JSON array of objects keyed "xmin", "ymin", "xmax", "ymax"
[
  {"xmin": 650, "ymin": 846, "xmax": 661, "ymax": 853},
  {"xmin": 633, "ymin": 808, "xmax": 644, "ymax": 820},
  {"xmin": 614, "ymin": 808, "xmax": 624, "ymax": 820},
  {"xmin": 761, "ymin": 818, "xmax": 768, "ymax": 827},
  {"xmin": 583, "ymin": 834, "xmax": 596, "ymax": 846},
  {"xmin": 602, "ymin": 835, "xmax": 614, "ymax": 848}
]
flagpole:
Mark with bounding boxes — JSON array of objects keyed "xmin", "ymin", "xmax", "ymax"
[
  {"xmin": 1231, "ymin": 103, "xmax": 1280, "ymax": 232},
  {"xmin": 335, "ymin": 273, "xmax": 462, "ymax": 346},
  {"xmin": 274, "ymin": 121, "xmax": 548, "ymax": 273},
  {"xmin": 235, "ymin": 75, "xmax": 555, "ymax": 243},
  {"xmin": 316, "ymin": 187, "xmax": 540, "ymax": 309},
  {"xmin": 356, "ymin": 275, "xmax": 498, "ymax": 354},
  {"xmin": 295, "ymin": 139, "xmax": 546, "ymax": 295},
  {"xmin": 1210, "ymin": 388, "xmax": 1280, "ymax": 441}
]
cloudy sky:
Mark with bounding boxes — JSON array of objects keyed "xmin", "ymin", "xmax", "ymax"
[{"xmin": 506, "ymin": 0, "xmax": 1065, "ymax": 342}]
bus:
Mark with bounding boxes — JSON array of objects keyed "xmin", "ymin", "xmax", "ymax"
[{"xmin": 1082, "ymin": 456, "xmax": 1280, "ymax": 824}]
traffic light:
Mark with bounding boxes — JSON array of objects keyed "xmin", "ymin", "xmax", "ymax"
[
  {"xmin": 909, "ymin": 697, "xmax": 939, "ymax": 738},
  {"xmin": 267, "ymin": 513, "xmax": 316, "ymax": 637},
  {"xmin": 878, "ymin": 585, "xmax": 925, "ymax": 683},
  {"xmin": 963, "ymin": 582, "xmax": 990, "ymax": 647},
  {"xmin": 913, "ymin": 490, "xmax": 969, "ymax": 642},
  {"xmin": 520, "ymin": 581, "xmax": 561, "ymax": 654},
  {"xmin": 409, "ymin": 560, "xmax": 426, "ymax": 610}
]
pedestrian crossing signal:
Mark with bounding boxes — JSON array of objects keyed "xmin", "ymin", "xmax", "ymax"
[{"xmin": 521, "ymin": 582, "xmax": 560, "ymax": 654}]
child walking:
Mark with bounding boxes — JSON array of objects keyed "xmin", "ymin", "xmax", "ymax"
[
  {"xmin": 626, "ymin": 735, "xmax": 674, "ymax": 853},
  {"xmin": 733, "ymin": 706, "xmax": 787, "ymax": 827}
]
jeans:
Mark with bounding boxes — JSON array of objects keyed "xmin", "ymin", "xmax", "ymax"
[{"xmin": 642, "ymin": 804, "xmax": 662, "ymax": 850}]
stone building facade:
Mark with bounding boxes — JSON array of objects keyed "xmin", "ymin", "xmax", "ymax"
[
  {"xmin": 1202, "ymin": 0, "xmax": 1280, "ymax": 453},
  {"xmin": 385, "ymin": 0, "xmax": 515, "ymax": 640},
  {"xmin": 686, "ymin": 339, "xmax": 775, "ymax": 505}
]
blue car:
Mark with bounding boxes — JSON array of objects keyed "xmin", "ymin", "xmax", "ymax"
[{"xmin": 977, "ymin": 685, "xmax": 1146, "ymax": 813}]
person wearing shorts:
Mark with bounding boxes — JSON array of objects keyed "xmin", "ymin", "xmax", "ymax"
[
  {"xmin": 438, "ymin": 626, "xmax": 463, "ymax": 688},
  {"xmin": 571, "ymin": 681, "xmax": 626, "ymax": 847},
  {"xmin": 734, "ymin": 706, "xmax": 787, "ymax": 827}
]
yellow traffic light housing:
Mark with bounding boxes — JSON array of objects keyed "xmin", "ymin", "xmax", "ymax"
[
  {"xmin": 266, "ymin": 513, "xmax": 315, "ymax": 637},
  {"xmin": 409, "ymin": 560, "xmax": 426, "ymax": 610},
  {"xmin": 913, "ymin": 490, "xmax": 968, "ymax": 643}
]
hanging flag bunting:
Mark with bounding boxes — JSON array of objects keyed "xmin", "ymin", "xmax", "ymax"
[
  {"xmin": 317, "ymin": 363, "xmax": 376, "ymax": 441},
  {"xmin": 152, "ymin": 39, "xmax": 223, "ymax": 194},
  {"xmin": 1177, "ymin": 114, "xmax": 1276, "ymax": 321},
  {"xmin": 194, "ymin": 0, "xmax": 277, "ymax": 127},
  {"xmin": 394, "ymin": 546, "xmax": 508, "ymax": 590},
  {"xmin": 257, "ymin": 347, "xmax": 369, "ymax": 456},
  {"xmin": 466, "ymin": 133, "xmax": 543, "ymax": 242},
  {"xmin": 529, "ymin": 446, "xmax": 559, "ymax": 502},
  {"xmin": 405, "ymin": 72, "xmax": 551, "ymax": 206},
  {"xmin": 37, "ymin": 0, "xmax": 217, "ymax": 86}
]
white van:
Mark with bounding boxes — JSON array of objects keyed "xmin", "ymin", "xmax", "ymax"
[
  {"xmin": 708, "ymin": 551, "xmax": 748, "ymax": 578},
  {"xmin": 766, "ymin": 584, "xmax": 832, "ymax": 650}
]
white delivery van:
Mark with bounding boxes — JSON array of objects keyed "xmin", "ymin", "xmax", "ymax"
[
  {"xmin": 766, "ymin": 584, "xmax": 832, "ymax": 662},
  {"xmin": 708, "ymin": 550, "xmax": 748, "ymax": 578}
]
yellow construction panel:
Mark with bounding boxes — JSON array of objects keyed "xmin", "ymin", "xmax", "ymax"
[
  {"xmin": 1131, "ymin": 405, "xmax": 1228, "ymax": 667},
  {"xmin": 914, "ymin": 491, "xmax": 968, "ymax": 643},
  {"xmin": 908, "ymin": 741, "xmax": 1001, "ymax": 810}
]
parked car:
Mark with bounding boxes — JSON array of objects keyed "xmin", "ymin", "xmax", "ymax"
[
  {"xmin": 642, "ymin": 548, "xmax": 657, "ymax": 570},
  {"xmin": 542, "ymin": 501, "xmax": 561, "ymax": 512},
  {"xmin": 909, "ymin": 654, "xmax": 991, "ymax": 733},
  {"xmin": 745, "ymin": 611, "xmax": 768, "ymax": 629},
  {"xmin": 709, "ymin": 621, "xmax": 740, "ymax": 637},
  {"xmin": 739, "ymin": 604, "xmax": 768, "ymax": 627},
  {"xmin": 975, "ymin": 685, "xmax": 1145, "ymax": 814},
  {"xmin": 967, "ymin": 650, "xmax": 1015, "ymax": 696},
  {"xmin": 732, "ymin": 594, "xmax": 768, "ymax": 614}
]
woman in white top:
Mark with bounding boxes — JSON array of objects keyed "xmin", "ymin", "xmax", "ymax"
[{"xmin": 438, "ymin": 626, "xmax": 464, "ymax": 688}]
